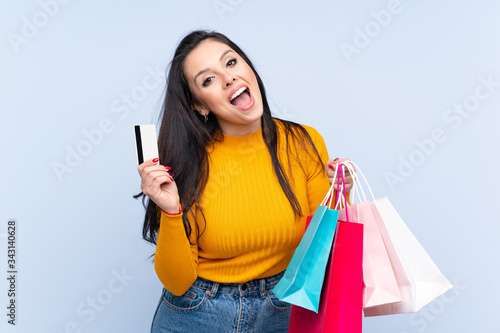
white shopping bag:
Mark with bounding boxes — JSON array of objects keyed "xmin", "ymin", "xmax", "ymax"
[{"xmin": 363, "ymin": 197, "xmax": 453, "ymax": 316}]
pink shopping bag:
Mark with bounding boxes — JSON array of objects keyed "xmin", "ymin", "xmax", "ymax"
[
  {"xmin": 358, "ymin": 201, "xmax": 401, "ymax": 308},
  {"xmin": 341, "ymin": 162, "xmax": 401, "ymax": 308}
]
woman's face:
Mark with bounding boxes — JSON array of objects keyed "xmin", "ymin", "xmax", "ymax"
[{"xmin": 184, "ymin": 39, "xmax": 263, "ymax": 136}]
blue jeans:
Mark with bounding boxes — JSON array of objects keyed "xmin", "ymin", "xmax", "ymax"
[{"xmin": 150, "ymin": 271, "xmax": 291, "ymax": 333}]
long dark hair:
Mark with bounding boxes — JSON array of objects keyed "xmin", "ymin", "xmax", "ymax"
[{"xmin": 135, "ymin": 30, "xmax": 324, "ymax": 246}]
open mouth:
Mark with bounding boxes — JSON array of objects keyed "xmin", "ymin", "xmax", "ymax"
[{"xmin": 230, "ymin": 86, "xmax": 252, "ymax": 108}]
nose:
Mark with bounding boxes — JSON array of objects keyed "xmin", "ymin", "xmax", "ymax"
[{"xmin": 223, "ymin": 72, "xmax": 236, "ymax": 87}]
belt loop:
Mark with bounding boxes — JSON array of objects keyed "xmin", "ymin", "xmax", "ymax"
[
  {"xmin": 259, "ymin": 278, "xmax": 266, "ymax": 298},
  {"xmin": 208, "ymin": 282, "xmax": 219, "ymax": 299}
]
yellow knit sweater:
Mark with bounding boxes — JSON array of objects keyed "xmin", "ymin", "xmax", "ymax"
[{"xmin": 154, "ymin": 122, "xmax": 333, "ymax": 296}]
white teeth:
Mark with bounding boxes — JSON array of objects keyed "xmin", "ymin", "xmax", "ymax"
[{"xmin": 230, "ymin": 87, "xmax": 247, "ymax": 101}]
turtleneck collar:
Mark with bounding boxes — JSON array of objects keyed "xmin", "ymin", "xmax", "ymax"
[{"xmin": 209, "ymin": 127, "xmax": 267, "ymax": 154}]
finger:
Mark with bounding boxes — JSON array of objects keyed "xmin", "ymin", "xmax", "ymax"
[
  {"xmin": 329, "ymin": 174, "xmax": 354, "ymax": 186},
  {"xmin": 337, "ymin": 167, "xmax": 353, "ymax": 177},
  {"xmin": 141, "ymin": 164, "xmax": 172, "ymax": 176},
  {"xmin": 141, "ymin": 169, "xmax": 173, "ymax": 191},
  {"xmin": 141, "ymin": 169, "xmax": 163, "ymax": 190},
  {"xmin": 142, "ymin": 172, "xmax": 174, "ymax": 196},
  {"xmin": 326, "ymin": 170, "xmax": 350, "ymax": 182},
  {"xmin": 341, "ymin": 160, "xmax": 356, "ymax": 172},
  {"xmin": 326, "ymin": 158, "xmax": 352, "ymax": 170},
  {"xmin": 326, "ymin": 158, "xmax": 339, "ymax": 165},
  {"xmin": 326, "ymin": 167, "xmax": 353, "ymax": 179},
  {"xmin": 138, "ymin": 157, "xmax": 160, "ymax": 174},
  {"xmin": 335, "ymin": 158, "xmax": 352, "ymax": 168},
  {"xmin": 330, "ymin": 181, "xmax": 353, "ymax": 193},
  {"xmin": 330, "ymin": 162, "xmax": 356, "ymax": 174},
  {"xmin": 326, "ymin": 159, "xmax": 340, "ymax": 175},
  {"xmin": 143, "ymin": 176, "xmax": 173, "ymax": 198},
  {"xmin": 139, "ymin": 163, "xmax": 173, "ymax": 180}
]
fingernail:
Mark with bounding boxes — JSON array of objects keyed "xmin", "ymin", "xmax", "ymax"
[
  {"xmin": 328, "ymin": 165, "xmax": 334, "ymax": 169},
  {"xmin": 164, "ymin": 166, "xmax": 171, "ymax": 171},
  {"xmin": 334, "ymin": 158, "xmax": 339, "ymax": 162},
  {"xmin": 169, "ymin": 173, "xmax": 174, "ymax": 177},
  {"xmin": 169, "ymin": 177, "xmax": 174, "ymax": 181},
  {"xmin": 152, "ymin": 158, "xmax": 159, "ymax": 163}
]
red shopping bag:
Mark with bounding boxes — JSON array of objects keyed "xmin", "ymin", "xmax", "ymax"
[
  {"xmin": 288, "ymin": 220, "xmax": 363, "ymax": 332},
  {"xmin": 288, "ymin": 164, "xmax": 363, "ymax": 333}
]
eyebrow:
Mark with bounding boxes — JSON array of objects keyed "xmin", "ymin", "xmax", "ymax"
[{"xmin": 193, "ymin": 49, "xmax": 234, "ymax": 84}]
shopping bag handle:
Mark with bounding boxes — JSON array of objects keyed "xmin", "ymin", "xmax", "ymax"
[
  {"xmin": 341, "ymin": 162, "xmax": 363, "ymax": 204},
  {"xmin": 333, "ymin": 164, "xmax": 349, "ymax": 222},
  {"xmin": 341, "ymin": 162, "xmax": 364, "ymax": 204},
  {"xmin": 322, "ymin": 162, "xmax": 349, "ymax": 211},
  {"xmin": 333, "ymin": 163, "xmax": 344, "ymax": 210},
  {"xmin": 342, "ymin": 161, "xmax": 376, "ymax": 203},
  {"xmin": 320, "ymin": 161, "xmax": 340, "ymax": 207},
  {"xmin": 323, "ymin": 162, "xmax": 343, "ymax": 209}
]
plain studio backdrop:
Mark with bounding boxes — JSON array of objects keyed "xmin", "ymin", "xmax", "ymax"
[{"xmin": 1, "ymin": 1, "xmax": 498, "ymax": 332}]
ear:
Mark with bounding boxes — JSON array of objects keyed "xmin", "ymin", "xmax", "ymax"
[{"xmin": 191, "ymin": 102, "xmax": 209, "ymax": 117}]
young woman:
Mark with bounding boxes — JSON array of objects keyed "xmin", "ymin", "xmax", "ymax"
[{"xmin": 137, "ymin": 30, "xmax": 352, "ymax": 332}]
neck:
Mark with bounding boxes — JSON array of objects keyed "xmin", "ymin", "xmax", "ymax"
[{"xmin": 217, "ymin": 119, "xmax": 261, "ymax": 136}]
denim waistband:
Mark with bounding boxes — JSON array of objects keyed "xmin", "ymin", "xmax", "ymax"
[{"xmin": 192, "ymin": 271, "xmax": 285, "ymax": 298}]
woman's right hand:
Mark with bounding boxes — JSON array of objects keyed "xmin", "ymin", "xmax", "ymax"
[{"xmin": 137, "ymin": 158, "xmax": 180, "ymax": 214}]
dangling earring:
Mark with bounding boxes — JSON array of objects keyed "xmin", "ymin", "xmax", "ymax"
[{"xmin": 204, "ymin": 115, "xmax": 208, "ymax": 123}]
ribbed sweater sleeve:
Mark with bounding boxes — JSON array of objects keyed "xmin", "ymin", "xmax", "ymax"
[
  {"xmin": 154, "ymin": 212, "xmax": 198, "ymax": 296},
  {"xmin": 301, "ymin": 125, "xmax": 350, "ymax": 210},
  {"xmin": 301, "ymin": 125, "xmax": 332, "ymax": 214}
]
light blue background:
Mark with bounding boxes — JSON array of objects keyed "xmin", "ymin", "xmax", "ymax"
[{"xmin": 1, "ymin": 1, "xmax": 498, "ymax": 332}]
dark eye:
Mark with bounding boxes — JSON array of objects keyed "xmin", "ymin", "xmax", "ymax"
[
  {"xmin": 227, "ymin": 58, "xmax": 237, "ymax": 67},
  {"xmin": 202, "ymin": 77, "xmax": 213, "ymax": 87}
]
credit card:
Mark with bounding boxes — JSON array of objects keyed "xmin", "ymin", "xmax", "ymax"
[{"xmin": 134, "ymin": 125, "xmax": 159, "ymax": 165}]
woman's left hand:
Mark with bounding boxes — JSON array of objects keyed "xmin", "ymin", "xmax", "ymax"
[{"xmin": 325, "ymin": 158, "xmax": 354, "ymax": 191}]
